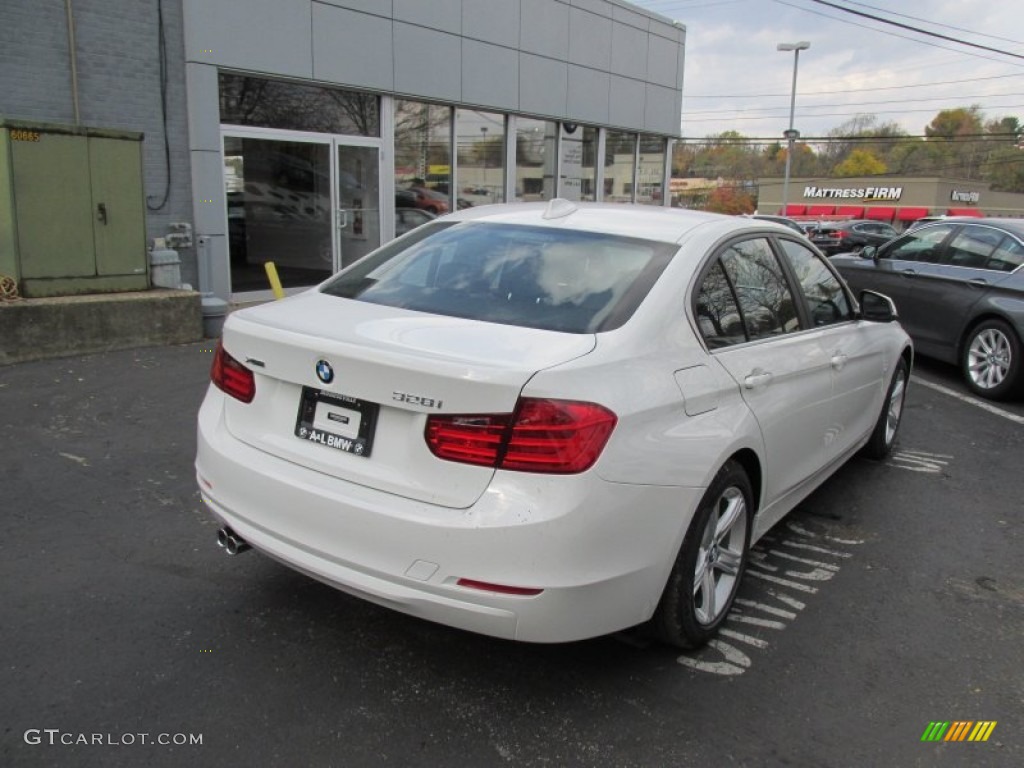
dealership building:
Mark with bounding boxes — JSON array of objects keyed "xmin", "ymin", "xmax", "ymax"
[
  {"xmin": 758, "ymin": 175, "xmax": 1024, "ymax": 228},
  {"xmin": 1, "ymin": 0, "xmax": 685, "ymax": 302}
]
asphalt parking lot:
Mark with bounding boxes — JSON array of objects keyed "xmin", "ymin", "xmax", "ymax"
[{"xmin": 2, "ymin": 341, "xmax": 1021, "ymax": 767}]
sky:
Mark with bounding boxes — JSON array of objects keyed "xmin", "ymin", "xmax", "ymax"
[{"xmin": 627, "ymin": 0, "xmax": 1024, "ymax": 141}]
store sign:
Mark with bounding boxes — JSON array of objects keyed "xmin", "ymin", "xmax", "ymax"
[
  {"xmin": 951, "ymin": 190, "xmax": 980, "ymax": 204},
  {"xmin": 803, "ymin": 185, "xmax": 903, "ymax": 201}
]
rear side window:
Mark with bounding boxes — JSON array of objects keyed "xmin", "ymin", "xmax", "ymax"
[
  {"xmin": 988, "ymin": 236, "xmax": 1024, "ymax": 272},
  {"xmin": 947, "ymin": 225, "xmax": 1007, "ymax": 269},
  {"xmin": 321, "ymin": 222, "xmax": 677, "ymax": 333}
]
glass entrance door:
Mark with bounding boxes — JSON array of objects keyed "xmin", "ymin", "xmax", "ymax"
[
  {"xmin": 335, "ymin": 144, "xmax": 381, "ymax": 270},
  {"xmin": 224, "ymin": 135, "xmax": 333, "ymax": 293}
]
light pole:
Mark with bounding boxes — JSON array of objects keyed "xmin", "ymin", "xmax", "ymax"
[{"xmin": 777, "ymin": 41, "xmax": 810, "ymax": 217}]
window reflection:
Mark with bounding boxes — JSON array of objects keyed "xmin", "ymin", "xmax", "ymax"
[
  {"xmin": 721, "ymin": 239, "xmax": 800, "ymax": 338},
  {"xmin": 604, "ymin": 131, "xmax": 637, "ymax": 203},
  {"xmin": 779, "ymin": 239, "xmax": 852, "ymax": 326},
  {"xmin": 514, "ymin": 118, "xmax": 557, "ymax": 202},
  {"xmin": 696, "ymin": 261, "xmax": 745, "ymax": 348},
  {"xmin": 637, "ymin": 135, "xmax": 666, "ymax": 206},
  {"xmin": 394, "ymin": 101, "xmax": 452, "ymax": 230},
  {"xmin": 559, "ymin": 124, "xmax": 597, "ymax": 201},
  {"xmin": 456, "ymin": 109, "xmax": 505, "ymax": 205},
  {"xmin": 219, "ymin": 74, "xmax": 379, "ymax": 136}
]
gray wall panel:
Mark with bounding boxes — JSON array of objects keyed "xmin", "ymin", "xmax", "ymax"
[
  {"xmin": 569, "ymin": 8, "xmax": 611, "ymax": 71},
  {"xmin": 570, "ymin": 0, "xmax": 612, "ymax": 18},
  {"xmin": 463, "ymin": 0, "xmax": 521, "ymax": 48},
  {"xmin": 611, "ymin": 3, "xmax": 648, "ymax": 30},
  {"xmin": 315, "ymin": 0, "xmax": 393, "ymax": 17},
  {"xmin": 646, "ymin": 32, "xmax": 677, "ymax": 88},
  {"xmin": 183, "ymin": 0, "xmax": 312, "ymax": 78},
  {"xmin": 312, "ymin": 4, "xmax": 395, "ymax": 90},
  {"xmin": 186, "ymin": 63, "xmax": 221, "ymax": 152},
  {"xmin": 463, "ymin": 41, "xmax": 520, "ymax": 111},
  {"xmin": 520, "ymin": 0, "xmax": 569, "ymax": 59},
  {"xmin": 567, "ymin": 65, "xmax": 609, "ymax": 125},
  {"xmin": 519, "ymin": 54, "xmax": 568, "ymax": 118},
  {"xmin": 393, "ymin": 23, "xmax": 461, "ymax": 102},
  {"xmin": 644, "ymin": 83, "xmax": 678, "ymax": 134},
  {"xmin": 394, "ymin": 0, "xmax": 461, "ymax": 34},
  {"xmin": 609, "ymin": 75, "xmax": 645, "ymax": 129},
  {"xmin": 610, "ymin": 21, "xmax": 647, "ymax": 80}
]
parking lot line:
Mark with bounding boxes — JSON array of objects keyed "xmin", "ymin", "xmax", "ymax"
[{"xmin": 911, "ymin": 376, "xmax": 1024, "ymax": 425}]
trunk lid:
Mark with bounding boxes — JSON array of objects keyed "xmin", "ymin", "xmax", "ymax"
[{"xmin": 220, "ymin": 291, "xmax": 596, "ymax": 508}]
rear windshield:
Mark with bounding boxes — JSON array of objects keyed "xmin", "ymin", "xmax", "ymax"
[{"xmin": 321, "ymin": 222, "xmax": 677, "ymax": 333}]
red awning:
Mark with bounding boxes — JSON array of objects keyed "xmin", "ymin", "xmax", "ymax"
[
  {"xmin": 836, "ymin": 206, "xmax": 864, "ymax": 217},
  {"xmin": 807, "ymin": 205, "xmax": 835, "ymax": 216},
  {"xmin": 865, "ymin": 207, "xmax": 895, "ymax": 222},
  {"xmin": 782, "ymin": 204, "xmax": 806, "ymax": 215},
  {"xmin": 896, "ymin": 207, "xmax": 930, "ymax": 221},
  {"xmin": 947, "ymin": 208, "xmax": 983, "ymax": 217}
]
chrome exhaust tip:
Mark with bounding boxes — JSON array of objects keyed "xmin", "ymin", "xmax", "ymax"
[{"xmin": 217, "ymin": 526, "xmax": 251, "ymax": 555}]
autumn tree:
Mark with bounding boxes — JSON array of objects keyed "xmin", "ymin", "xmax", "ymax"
[
  {"xmin": 834, "ymin": 148, "xmax": 887, "ymax": 177},
  {"xmin": 704, "ymin": 185, "xmax": 755, "ymax": 214}
]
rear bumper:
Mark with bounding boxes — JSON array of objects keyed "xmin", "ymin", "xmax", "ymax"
[{"xmin": 196, "ymin": 390, "xmax": 702, "ymax": 643}]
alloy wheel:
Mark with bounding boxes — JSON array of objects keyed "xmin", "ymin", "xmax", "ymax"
[{"xmin": 693, "ymin": 487, "xmax": 748, "ymax": 626}]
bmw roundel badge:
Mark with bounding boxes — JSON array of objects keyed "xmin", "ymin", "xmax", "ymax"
[{"xmin": 315, "ymin": 359, "xmax": 334, "ymax": 384}]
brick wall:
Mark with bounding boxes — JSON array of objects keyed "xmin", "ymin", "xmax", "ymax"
[{"xmin": 0, "ymin": 0, "xmax": 196, "ymax": 287}]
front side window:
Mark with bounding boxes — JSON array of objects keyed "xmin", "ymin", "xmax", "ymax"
[
  {"xmin": 883, "ymin": 224, "xmax": 954, "ymax": 263},
  {"xmin": 322, "ymin": 223, "xmax": 677, "ymax": 333},
  {"xmin": 720, "ymin": 238, "xmax": 800, "ymax": 339},
  {"xmin": 778, "ymin": 239, "xmax": 853, "ymax": 327}
]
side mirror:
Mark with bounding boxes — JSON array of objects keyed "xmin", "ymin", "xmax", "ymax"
[
  {"xmin": 859, "ymin": 290, "xmax": 898, "ymax": 323},
  {"xmin": 861, "ymin": 245, "xmax": 877, "ymax": 261}
]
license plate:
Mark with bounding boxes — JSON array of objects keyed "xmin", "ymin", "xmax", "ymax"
[{"xmin": 294, "ymin": 387, "xmax": 379, "ymax": 458}]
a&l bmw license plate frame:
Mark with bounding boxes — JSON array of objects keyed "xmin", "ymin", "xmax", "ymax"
[{"xmin": 294, "ymin": 386, "xmax": 379, "ymax": 458}]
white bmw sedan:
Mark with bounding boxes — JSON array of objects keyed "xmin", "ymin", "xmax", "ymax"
[{"xmin": 196, "ymin": 200, "xmax": 912, "ymax": 648}]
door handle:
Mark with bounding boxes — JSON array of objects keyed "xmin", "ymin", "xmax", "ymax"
[
  {"xmin": 900, "ymin": 268, "xmax": 916, "ymax": 277},
  {"xmin": 830, "ymin": 353, "xmax": 848, "ymax": 370},
  {"xmin": 337, "ymin": 209, "xmax": 348, "ymax": 230},
  {"xmin": 96, "ymin": 202, "xmax": 108, "ymax": 225},
  {"xmin": 967, "ymin": 278, "xmax": 988, "ymax": 288},
  {"xmin": 743, "ymin": 370, "xmax": 774, "ymax": 389}
]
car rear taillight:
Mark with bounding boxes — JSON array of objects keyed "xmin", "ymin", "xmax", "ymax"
[
  {"xmin": 425, "ymin": 398, "xmax": 617, "ymax": 474},
  {"xmin": 211, "ymin": 340, "xmax": 255, "ymax": 403}
]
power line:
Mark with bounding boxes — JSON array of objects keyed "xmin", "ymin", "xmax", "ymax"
[
  {"xmin": 807, "ymin": 0, "xmax": 1024, "ymax": 61},
  {"xmin": 839, "ymin": 0, "xmax": 1024, "ymax": 46},
  {"xmin": 684, "ymin": 72, "xmax": 1024, "ymax": 100},
  {"xmin": 684, "ymin": 92, "xmax": 1024, "ymax": 116}
]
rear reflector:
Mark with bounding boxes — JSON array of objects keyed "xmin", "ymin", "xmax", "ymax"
[
  {"xmin": 456, "ymin": 578, "xmax": 543, "ymax": 596},
  {"xmin": 211, "ymin": 340, "xmax": 255, "ymax": 403},
  {"xmin": 425, "ymin": 398, "xmax": 616, "ymax": 474}
]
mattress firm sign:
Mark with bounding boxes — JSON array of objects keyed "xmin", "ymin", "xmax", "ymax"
[
  {"xmin": 951, "ymin": 190, "xmax": 981, "ymax": 203},
  {"xmin": 803, "ymin": 186, "xmax": 903, "ymax": 201}
]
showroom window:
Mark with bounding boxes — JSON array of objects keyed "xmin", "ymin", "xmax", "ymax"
[
  {"xmin": 604, "ymin": 131, "xmax": 637, "ymax": 202},
  {"xmin": 219, "ymin": 73, "xmax": 379, "ymax": 136},
  {"xmin": 514, "ymin": 118, "xmax": 557, "ymax": 202},
  {"xmin": 394, "ymin": 100, "xmax": 453, "ymax": 219},
  {"xmin": 456, "ymin": 109, "xmax": 505, "ymax": 205},
  {"xmin": 637, "ymin": 135, "xmax": 666, "ymax": 205}
]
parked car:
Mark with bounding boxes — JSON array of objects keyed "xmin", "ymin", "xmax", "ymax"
[
  {"xmin": 809, "ymin": 219, "xmax": 900, "ymax": 255},
  {"xmin": 394, "ymin": 206, "xmax": 435, "ymax": 237},
  {"xmin": 832, "ymin": 217, "xmax": 1024, "ymax": 399},
  {"xmin": 744, "ymin": 213, "xmax": 808, "ymax": 235},
  {"xmin": 400, "ymin": 185, "xmax": 450, "ymax": 214},
  {"xmin": 198, "ymin": 201, "xmax": 911, "ymax": 649}
]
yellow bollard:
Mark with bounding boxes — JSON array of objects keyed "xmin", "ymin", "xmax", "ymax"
[{"xmin": 263, "ymin": 261, "xmax": 285, "ymax": 300}]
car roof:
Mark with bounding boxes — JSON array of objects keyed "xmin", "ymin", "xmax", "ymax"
[
  {"xmin": 913, "ymin": 217, "xmax": 1024, "ymax": 236},
  {"xmin": 442, "ymin": 200, "xmax": 734, "ymax": 244}
]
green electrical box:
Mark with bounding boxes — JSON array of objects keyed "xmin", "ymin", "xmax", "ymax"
[{"xmin": 0, "ymin": 119, "xmax": 149, "ymax": 297}]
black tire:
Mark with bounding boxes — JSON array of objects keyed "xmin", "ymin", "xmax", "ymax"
[
  {"xmin": 651, "ymin": 460, "xmax": 752, "ymax": 649},
  {"xmin": 861, "ymin": 356, "xmax": 909, "ymax": 460},
  {"xmin": 961, "ymin": 319, "xmax": 1022, "ymax": 400}
]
